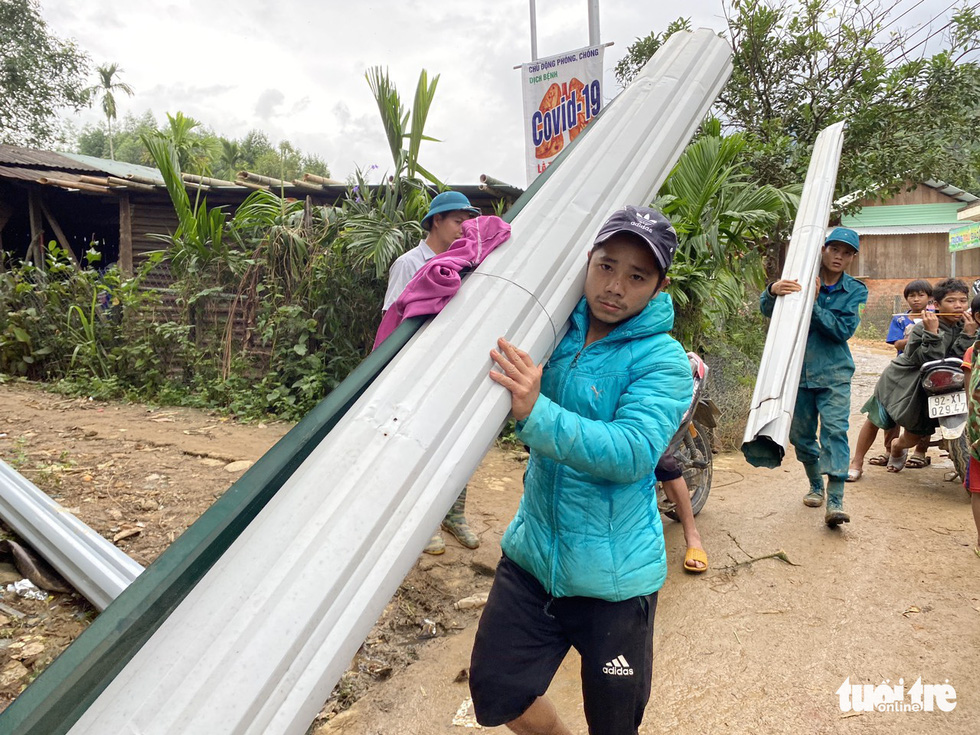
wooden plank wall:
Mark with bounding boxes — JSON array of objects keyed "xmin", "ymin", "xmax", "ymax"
[
  {"xmin": 850, "ymin": 182, "xmax": 977, "ymax": 280},
  {"xmin": 130, "ymin": 200, "xmax": 177, "ymax": 288},
  {"xmin": 854, "ymin": 233, "xmax": 980, "ymax": 280},
  {"xmin": 859, "ymin": 184, "xmax": 955, "ymax": 207}
]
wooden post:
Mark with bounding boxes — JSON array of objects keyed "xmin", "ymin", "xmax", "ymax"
[
  {"xmin": 38, "ymin": 200, "xmax": 81, "ymax": 269},
  {"xmin": 27, "ymin": 190, "xmax": 44, "ymax": 269},
  {"xmin": 119, "ymin": 194, "xmax": 133, "ymax": 277},
  {"xmin": 0, "ymin": 200, "xmax": 13, "ymax": 273},
  {"xmin": 302, "ymin": 172, "xmax": 345, "ymax": 186}
]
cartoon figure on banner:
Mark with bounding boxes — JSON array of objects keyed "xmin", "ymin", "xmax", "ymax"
[
  {"xmin": 522, "ymin": 45, "xmax": 605, "ymax": 182},
  {"xmin": 532, "ymin": 79, "xmax": 601, "ymax": 169}
]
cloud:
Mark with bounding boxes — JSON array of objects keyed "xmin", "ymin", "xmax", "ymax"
[
  {"xmin": 290, "ymin": 96, "xmax": 311, "ymax": 115},
  {"xmin": 41, "ymin": 0, "xmax": 733, "ymax": 186},
  {"xmin": 143, "ymin": 82, "xmax": 236, "ymax": 99},
  {"xmin": 255, "ymin": 89, "xmax": 286, "ymax": 120},
  {"xmin": 86, "ymin": 9, "xmax": 124, "ymax": 29},
  {"xmin": 332, "ymin": 101, "xmax": 352, "ymax": 126}
]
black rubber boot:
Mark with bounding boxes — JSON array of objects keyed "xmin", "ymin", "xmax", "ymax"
[{"xmin": 825, "ymin": 479, "xmax": 850, "ymax": 527}]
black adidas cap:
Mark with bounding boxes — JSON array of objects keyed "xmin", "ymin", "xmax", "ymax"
[{"xmin": 593, "ymin": 205, "xmax": 678, "ymax": 275}]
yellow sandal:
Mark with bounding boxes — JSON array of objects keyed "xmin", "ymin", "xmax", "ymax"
[{"xmin": 683, "ymin": 547, "xmax": 708, "ymax": 574}]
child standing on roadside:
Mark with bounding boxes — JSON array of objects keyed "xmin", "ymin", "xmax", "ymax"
[
  {"xmin": 848, "ymin": 280, "xmax": 933, "ymax": 480},
  {"xmin": 886, "ymin": 280, "xmax": 933, "ymax": 355}
]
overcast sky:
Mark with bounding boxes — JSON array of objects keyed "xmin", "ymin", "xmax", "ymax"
[{"xmin": 42, "ymin": 0, "xmax": 962, "ymax": 188}]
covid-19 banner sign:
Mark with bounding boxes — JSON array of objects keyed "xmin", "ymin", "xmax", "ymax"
[{"xmin": 521, "ymin": 45, "xmax": 604, "ymax": 184}]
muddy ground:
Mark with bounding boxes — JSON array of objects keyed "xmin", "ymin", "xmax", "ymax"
[
  {"xmin": 0, "ymin": 378, "xmax": 519, "ymax": 722},
  {"xmin": 1, "ymin": 342, "xmax": 978, "ymax": 733}
]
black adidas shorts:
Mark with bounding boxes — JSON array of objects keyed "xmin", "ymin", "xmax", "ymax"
[{"xmin": 469, "ymin": 555, "xmax": 657, "ymax": 735}]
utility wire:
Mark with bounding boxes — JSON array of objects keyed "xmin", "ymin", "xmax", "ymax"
[
  {"xmin": 876, "ymin": 0, "xmax": 928, "ymax": 36},
  {"xmin": 898, "ymin": 3, "xmax": 980, "ymax": 63},
  {"xmin": 882, "ymin": 0, "xmax": 978, "ymax": 65}
]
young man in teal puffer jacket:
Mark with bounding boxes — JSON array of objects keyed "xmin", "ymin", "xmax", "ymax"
[{"xmin": 469, "ymin": 206, "xmax": 693, "ymax": 735}]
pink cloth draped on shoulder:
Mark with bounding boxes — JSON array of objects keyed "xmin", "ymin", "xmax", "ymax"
[{"xmin": 373, "ymin": 215, "xmax": 512, "ymax": 349}]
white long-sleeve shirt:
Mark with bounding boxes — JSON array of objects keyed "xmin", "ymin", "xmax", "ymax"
[{"xmin": 381, "ymin": 240, "xmax": 436, "ymax": 312}]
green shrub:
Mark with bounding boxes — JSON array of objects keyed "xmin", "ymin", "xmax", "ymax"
[{"xmin": 699, "ymin": 297, "xmax": 768, "ymax": 451}]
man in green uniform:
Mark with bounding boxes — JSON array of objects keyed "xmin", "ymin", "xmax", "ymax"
[{"xmin": 760, "ymin": 227, "xmax": 868, "ymax": 527}]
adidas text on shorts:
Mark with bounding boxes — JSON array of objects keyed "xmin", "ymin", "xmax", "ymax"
[{"xmin": 469, "ymin": 555, "xmax": 658, "ymax": 735}]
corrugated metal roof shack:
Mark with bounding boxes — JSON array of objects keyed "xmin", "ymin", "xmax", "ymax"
[
  {"xmin": 0, "ymin": 143, "xmax": 521, "ymax": 354},
  {"xmin": 0, "ymin": 144, "xmax": 520, "ymax": 286},
  {"xmin": 841, "ymin": 180, "xmax": 980, "ymax": 332}
]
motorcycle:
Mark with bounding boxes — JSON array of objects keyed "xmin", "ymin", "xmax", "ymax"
[
  {"xmin": 920, "ymin": 356, "xmax": 970, "ymax": 481},
  {"xmin": 657, "ymin": 352, "xmax": 718, "ymax": 520}
]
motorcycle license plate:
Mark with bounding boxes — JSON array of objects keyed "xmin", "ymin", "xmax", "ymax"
[{"xmin": 927, "ymin": 392, "xmax": 966, "ymax": 418}]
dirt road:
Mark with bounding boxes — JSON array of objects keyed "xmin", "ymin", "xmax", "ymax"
[{"xmin": 1, "ymin": 343, "xmax": 977, "ymax": 733}]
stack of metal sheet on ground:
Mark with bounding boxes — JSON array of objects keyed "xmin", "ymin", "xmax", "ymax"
[
  {"xmin": 0, "ymin": 459, "xmax": 143, "ymax": 611},
  {"xmin": 741, "ymin": 121, "xmax": 847, "ymax": 467},
  {"xmin": 54, "ymin": 30, "xmax": 733, "ymax": 735}
]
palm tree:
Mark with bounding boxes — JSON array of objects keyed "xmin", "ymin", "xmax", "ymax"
[
  {"xmin": 219, "ymin": 140, "xmax": 243, "ymax": 180},
  {"xmin": 141, "ymin": 134, "xmax": 230, "ymax": 281},
  {"xmin": 154, "ymin": 111, "xmax": 212, "ymax": 174},
  {"xmin": 366, "ymin": 66, "xmax": 441, "ymax": 186},
  {"xmin": 334, "ymin": 68, "xmax": 443, "ymax": 276},
  {"xmin": 88, "ymin": 63, "xmax": 135, "ymax": 160},
  {"xmin": 655, "ymin": 118, "xmax": 801, "ymax": 349}
]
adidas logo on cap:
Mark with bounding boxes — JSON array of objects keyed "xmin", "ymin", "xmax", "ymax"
[{"xmin": 602, "ymin": 655, "xmax": 634, "ymax": 676}]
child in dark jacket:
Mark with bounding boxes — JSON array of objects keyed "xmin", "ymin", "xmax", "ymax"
[{"xmin": 864, "ymin": 278, "xmax": 977, "ymax": 471}]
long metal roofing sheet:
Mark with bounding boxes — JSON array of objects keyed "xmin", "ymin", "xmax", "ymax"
[
  {"xmin": 0, "ymin": 165, "xmax": 49, "ymax": 183},
  {"xmin": 58, "ymin": 153, "xmax": 165, "ymax": 185},
  {"xmin": 923, "ymin": 178, "xmax": 979, "ymax": 203},
  {"xmin": 848, "ymin": 224, "xmax": 964, "ymax": 236},
  {"xmin": 841, "ymin": 202, "xmax": 966, "ymax": 228},
  {"xmin": 0, "ymin": 460, "xmax": 143, "ymax": 611},
  {"xmin": 57, "ymin": 29, "xmax": 732, "ymax": 735},
  {"xmin": 742, "ymin": 122, "xmax": 846, "ymax": 467}
]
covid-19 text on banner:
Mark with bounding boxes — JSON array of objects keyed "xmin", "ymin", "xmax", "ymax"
[{"xmin": 521, "ymin": 45, "xmax": 604, "ymax": 185}]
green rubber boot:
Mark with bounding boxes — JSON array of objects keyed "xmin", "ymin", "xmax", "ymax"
[
  {"xmin": 423, "ymin": 532, "xmax": 445, "ymax": 555},
  {"xmin": 442, "ymin": 486, "xmax": 480, "ymax": 549},
  {"xmin": 802, "ymin": 463, "xmax": 825, "ymax": 508},
  {"xmin": 825, "ymin": 479, "xmax": 850, "ymax": 528}
]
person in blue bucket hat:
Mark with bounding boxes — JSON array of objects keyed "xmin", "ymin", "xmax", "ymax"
[
  {"xmin": 382, "ymin": 191, "xmax": 481, "ymax": 312},
  {"xmin": 382, "ymin": 190, "xmax": 482, "ymax": 554},
  {"xmin": 422, "ymin": 190, "xmax": 481, "ymax": 229},
  {"xmin": 759, "ymin": 226, "xmax": 868, "ymax": 527}
]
